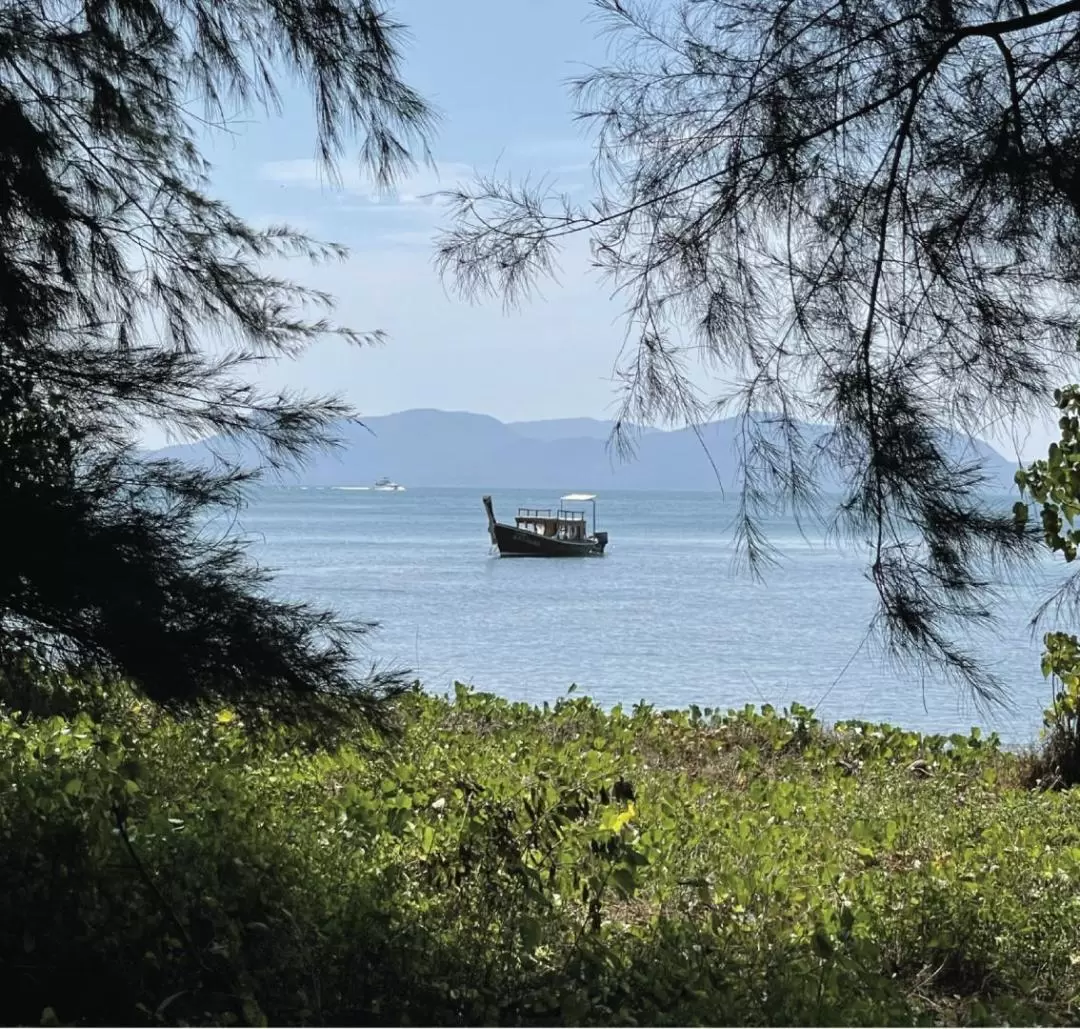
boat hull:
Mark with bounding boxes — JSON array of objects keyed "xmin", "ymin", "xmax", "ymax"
[
  {"xmin": 481, "ymin": 494, "xmax": 608, "ymax": 556},
  {"xmin": 490, "ymin": 520, "xmax": 607, "ymax": 557}
]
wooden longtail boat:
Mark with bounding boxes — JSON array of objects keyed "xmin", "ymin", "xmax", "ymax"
[{"xmin": 482, "ymin": 493, "xmax": 608, "ymax": 557}]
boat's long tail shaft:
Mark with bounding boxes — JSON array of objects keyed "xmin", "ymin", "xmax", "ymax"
[{"xmin": 481, "ymin": 495, "xmax": 498, "ymax": 545}]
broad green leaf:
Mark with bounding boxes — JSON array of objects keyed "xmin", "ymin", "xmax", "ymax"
[
  {"xmin": 611, "ymin": 866, "xmax": 636, "ymax": 898},
  {"xmin": 520, "ymin": 915, "xmax": 543, "ymax": 953}
]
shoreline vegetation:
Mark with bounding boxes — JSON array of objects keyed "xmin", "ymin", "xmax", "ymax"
[{"xmin": 3, "ymin": 680, "xmax": 1080, "ymax": 1026}]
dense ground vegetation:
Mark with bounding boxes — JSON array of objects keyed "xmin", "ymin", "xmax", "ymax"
[{"xmin": 4, "ymin": 679, "xmax": 1080, "ymax": 1027}]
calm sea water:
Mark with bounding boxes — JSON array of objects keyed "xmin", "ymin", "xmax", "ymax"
[{"xmin": 224, "ymin": 486, "xmax": 1069, "ymax": 744}]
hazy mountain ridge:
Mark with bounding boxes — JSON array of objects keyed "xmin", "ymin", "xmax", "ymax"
[
  {"xmin": 507, "ymin": 417, "xmax": 661, "ymax": 442},
  {"xmin": 146, "ymin": 408, "xmax": 1020, "ymax": 492}
]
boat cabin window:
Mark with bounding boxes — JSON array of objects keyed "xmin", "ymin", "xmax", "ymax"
[
  {"xmin": 514, "ymin": 505, "xmax": 591, "ymax": 541},
  {"xmin": 557, "ymin": 518, "xmax": 585, "ymax": 540}
]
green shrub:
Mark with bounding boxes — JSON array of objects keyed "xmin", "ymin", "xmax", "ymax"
[{"xmin": 1, "ymin": 682, "xmax": 1078, "ymax": 1025}]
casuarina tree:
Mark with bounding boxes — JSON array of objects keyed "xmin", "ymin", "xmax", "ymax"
[
  {"xmin": 0, "ymin": 0, "xmax": 432, "ymax": 724},
  {"xmin": 436, "ymin": 0, "xmax": 1080, "ymax": 703}
]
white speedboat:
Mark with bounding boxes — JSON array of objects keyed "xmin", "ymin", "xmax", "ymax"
[{"xmin": 373, "ymin": 477, "xmax": 406, "ymax": 492}]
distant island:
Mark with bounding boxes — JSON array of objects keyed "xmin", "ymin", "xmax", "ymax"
[{"xmin": 147, "ymin": 408, "xmax": 1021, "ymax": 492}]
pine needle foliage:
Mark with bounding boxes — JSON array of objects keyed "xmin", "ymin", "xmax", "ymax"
[
  {"xmin": 435, "ymin": 0, "xmax": 1080, "ymax": 703},
  {"xmin": 0, "ymin": 0, "xmax": 433, "ymax": 726}
]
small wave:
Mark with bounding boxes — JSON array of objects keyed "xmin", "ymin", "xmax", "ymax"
[{"xmin": 334, "ymin": 486, "xmax": 372, "ymax": 491}]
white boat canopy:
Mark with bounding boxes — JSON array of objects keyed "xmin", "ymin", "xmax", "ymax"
[{"xmin": 561, "ymin": 493, "xmax": 596, "ymax": 502}]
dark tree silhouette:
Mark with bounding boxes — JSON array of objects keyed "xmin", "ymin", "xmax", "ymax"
[
  {"xmin": 435, "ymin": 0, "xmax": 1080, "ymax": 703},
  {"xmin": 0, "ymin": 0, "xmax": 433, "ymax": 724}
]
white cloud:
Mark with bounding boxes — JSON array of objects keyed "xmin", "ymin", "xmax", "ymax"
[
  {"xmin": 373, "ymin": 229, "xmax": 438, "ymax": 248},
  {"xmin": 259, "ymin": 151, "xmax": 594, "ymax": 217},
  {"xmin": 504, "ymin": 137, "xmax": 595, "ymax": 161},
  {"xmin": 260, "ymin": 158, "xmax": 476, "ymax": 209},
  {"xmin": 248, "ymin": 212, "xmax": 322, "ymax": 235}
]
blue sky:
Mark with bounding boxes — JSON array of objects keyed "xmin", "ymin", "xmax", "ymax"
[
  {"xmin": 195, "ymin": 0, "xmax": 1054, "ymax": 462},
  {"xmin": 201, "ymin": 1, "xmax": 633, "ymax": 430}
]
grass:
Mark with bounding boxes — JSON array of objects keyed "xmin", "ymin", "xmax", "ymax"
[{"xmin": 2, "ymin": 680, "xmax": 1080, "ymax": 1026}]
